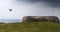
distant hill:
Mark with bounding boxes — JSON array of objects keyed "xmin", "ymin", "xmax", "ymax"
[{"xmin": 0, "ymin": 19, "xmax": 21, "ymax": 23}]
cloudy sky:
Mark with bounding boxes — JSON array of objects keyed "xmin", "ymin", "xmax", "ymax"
[{"xmin": 0, "ymin": 0, "xmax": 60, "ymax": 19}]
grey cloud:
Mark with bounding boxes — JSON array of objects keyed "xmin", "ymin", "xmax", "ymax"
[
  {"xmin": 16, "ymin": 0, "xmax": 40, "ymax": 2},
  {"xmin": 43, "ymin": 0, "xmax": 60, "ymax": 7},
  {"xmin": 16, "ymin": 0, "xmax": 60, "ymax": 7}
]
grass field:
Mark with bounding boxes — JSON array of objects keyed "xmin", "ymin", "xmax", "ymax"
[{"xmin": 0, "ymin": 22, "xmax": 59, "ymax": 32}]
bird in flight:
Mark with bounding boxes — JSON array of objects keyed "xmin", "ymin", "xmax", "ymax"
[{"xmin": 9, "ymin": 8, "xmax": 12, "ymax": 12}]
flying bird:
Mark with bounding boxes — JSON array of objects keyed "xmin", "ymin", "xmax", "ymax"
[{"xmin": 9, "ymin": 8, "xmax": 12, "ymax": 12}]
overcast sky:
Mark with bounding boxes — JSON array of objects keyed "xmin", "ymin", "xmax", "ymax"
[{"xmin": 0, "ymin": 0, "xmax": 60, "ymax": 19}]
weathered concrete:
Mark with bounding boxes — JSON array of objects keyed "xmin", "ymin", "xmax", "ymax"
[{"xmin": 22, "ymin": 16, "xmax": 59, "ymax": 24}]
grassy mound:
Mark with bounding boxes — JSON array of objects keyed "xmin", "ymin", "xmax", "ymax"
[{"xmin": 0, "ymin": 22, "xmax": 59, "ymax": 32}]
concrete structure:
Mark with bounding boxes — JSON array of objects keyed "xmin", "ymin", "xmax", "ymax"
[{"xmin": 22, "ymin": 16, "xmax": 59, "ymax": 24}]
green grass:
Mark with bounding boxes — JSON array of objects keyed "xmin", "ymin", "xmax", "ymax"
[{"xmin": 0, "ymin": 22, "xmax": 59, "ymax": 32}]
